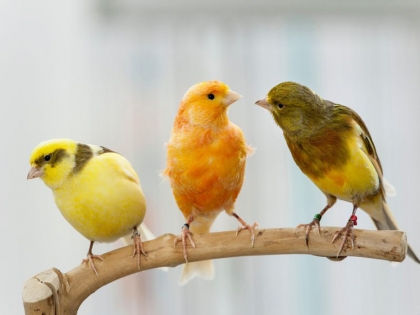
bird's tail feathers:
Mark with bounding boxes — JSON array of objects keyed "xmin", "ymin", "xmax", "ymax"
[
  {"xmin": 371, "ymin": 201, "xmax": 399, "ymax": 231},
  {"xmin": 372, "ymin": 201, "xmax": 420, "ymax": 264},
  {"xmin": 179, "ymin": 260, "xmax": 214, "ymax": 285},
  {"xmin": 178, "ymin": 214, "xmax": 217, "ymax": 284}
]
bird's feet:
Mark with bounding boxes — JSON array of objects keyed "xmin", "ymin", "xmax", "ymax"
[
  {"xmin": 174, "ymin": 223, "xmax": 196, "ymax": 263},
  {"xmin": 233, "ymin": 213, "xmax": 259, "ymax": 247},
  {"xmin": 82, "ymin": 253, "xmax": 104, "ymax": 276},
  {"xmin": 332, "ymin": 215, "xmax": 357, "ymax": 257},
  {"xmin": 236, "ymin": 222, "xmax": 259, "ymax": 247},
  {"xmin": 296, "ymin": 213, "xmax": 322, "ymax": 247},
  {"xmin": 132, "ymin": 229, "xmax": 147, "ymax": 270}
]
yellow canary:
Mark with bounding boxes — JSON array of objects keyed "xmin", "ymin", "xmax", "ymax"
[
  {"xmin": 256, "ymin": 82, "xmax": 419, "ymax": 262},
  {"xmin": 28, "ymin": 139, "xmax": 148, "ymax": 274},
  {"xmin": 164, "ymin": 80, "xmax": 257, "ymax": 284}
]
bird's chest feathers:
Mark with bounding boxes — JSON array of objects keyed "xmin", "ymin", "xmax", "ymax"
[
  {"xmin": 51, "ymin": 163, "xmax": 145, "ymax": 242},
  {"xmin": 52, "ymin": 174, "xmax": 106, "ymax": 223},
  {"xmin": 286, "ymin": 129, "xmax": 349, "ymax": 178},
  {"xmin": 286, "ymin": 129, "xmax": 379, "ymax": 201},
  {"xmin": 168, "ymin": 125, "xmax": 247, "ymax": 193},
  {"xmin": 171, "ymin": 125, "xmax": 246, "ymax": 168}
]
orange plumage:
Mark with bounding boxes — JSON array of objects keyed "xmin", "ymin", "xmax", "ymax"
[{"xmin": 164, "ymin": 80, "xmax": 257, "ymax": 284}]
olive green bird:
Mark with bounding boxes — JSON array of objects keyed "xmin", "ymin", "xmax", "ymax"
[{"xmin": 256, "ymin": 81, "xmax": 419, "ymax": 262}]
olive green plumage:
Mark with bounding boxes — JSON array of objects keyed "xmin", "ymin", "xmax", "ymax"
[
  {"xmin": 265, "ymin": 81, "xmax": 368, "ymax": 179},
  {"xmin": 256, "ymin": 81, "xmax": 420, "ymax": 263}
]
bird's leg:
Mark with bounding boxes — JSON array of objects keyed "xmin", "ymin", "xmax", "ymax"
[
  {"xmin": 131, "ymin": 226, "xmax": 147, "ymax": 270},
  {"xmin": 296, "ymin": 204, "xmax": 331, "ymax": 247},
  {"xmin": 233, "ymin": 212, "xmax": 259, "ymax": 247},
  {"xmin": 174, "ymin": 216, "xmax": 196, "ymax": 263},
  {"xmin": 332, "ymin": 205, "xmax": 359, "ymax": 257},
  {"xmin": 81, "ymin": 241, "xmax": 104, "ymax": 276}
]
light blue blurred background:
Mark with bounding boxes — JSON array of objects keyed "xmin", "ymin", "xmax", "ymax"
[{"xmin": 2, "ymin": 0, "xmax": 420, "ymax": 314}]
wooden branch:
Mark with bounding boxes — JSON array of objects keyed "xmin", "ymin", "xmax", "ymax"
[{"xmin": 23, "ymin": 227, "xmax": 407, "ymax": 315}]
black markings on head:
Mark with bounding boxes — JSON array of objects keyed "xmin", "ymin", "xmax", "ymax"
[
  {"xmin": 73, "ymin": 143, "xmax": 93, "ymax": 174},
  {"xmin": 35, "ymin": 149, "xmax": 68, "ymax": 168}
]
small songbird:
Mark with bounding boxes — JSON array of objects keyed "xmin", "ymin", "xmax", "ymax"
[
  {"xmin": 164, "ymin": 80, "xmax": 257, "ymax": 284},
  {"xmin": 256, "ymin": 82, "xmax": 420, "ymax": 262},
  {"xmin": 28, "ymin": 139, "xmax": 148, "ymax": 274}
]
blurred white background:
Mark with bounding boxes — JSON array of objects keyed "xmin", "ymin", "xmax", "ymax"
[{"xmin": 2, "ymin": 0, "xmax": 420, "ymax": 314}]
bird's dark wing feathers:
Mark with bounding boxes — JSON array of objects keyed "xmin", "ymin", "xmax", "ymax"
[{"xmin": 334, "ymin": 104, "xmax": 386, "ymax": 197}]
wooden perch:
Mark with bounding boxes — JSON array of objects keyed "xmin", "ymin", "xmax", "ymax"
[{"xmin": 23, "ymin": 227, "xmax": 407, "ymax": 315}]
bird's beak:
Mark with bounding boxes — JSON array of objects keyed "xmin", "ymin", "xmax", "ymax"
[
  {"xmin": 255, "ymin": 97, "xmax": 272, "ymax": 112},
  {"xmin": 224, "ymin": 90, "xmax": 242, "ymax": 106},
  {"xmin": 27, "ymin": 166, "xmax": 43, "ymax": 180}
]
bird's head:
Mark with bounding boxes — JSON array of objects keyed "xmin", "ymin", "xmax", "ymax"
[
  {"xmin": 178, "ymin": 80, "xmax": 242, "ymax": 127},
  {"xmin": 28, "ymin": 139, "xmax": 78, "ymax": 189},
  {"xmin": 255, "ymin": 81, "xmax": 328, "ymax": 136}
]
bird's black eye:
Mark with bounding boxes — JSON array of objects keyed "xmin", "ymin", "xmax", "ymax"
[
  {"xmin": 277, "ymin": 103, "xmax": 284, "ymax": 109},
  {"xmin": 208, "ymin": 94, "xmax": 215, "ymax": 100},
  {"xmin": 44, "ymin": 154, "xmax": 51, "ymax": 162}
]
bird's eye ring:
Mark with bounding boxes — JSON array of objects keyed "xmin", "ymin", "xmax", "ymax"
[
  {"xmin": 278, "ymin": 103, "xmax": 284, "ymax": 109},
  {"xmin": 44, "ymin": 154, "xmax": 51, "ymax": 162},
  {"xmin": 207, "ymin": 94, "xmax": 215, "ymax": 100}
]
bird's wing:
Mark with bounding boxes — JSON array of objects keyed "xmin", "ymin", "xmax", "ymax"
[
  {"xmin": 335, "ymin": 104, "xmax": 387, "ymax": 197},
  {"xmin": 99, "ymin": 151, "xmax": 140, "ymax": 184}
]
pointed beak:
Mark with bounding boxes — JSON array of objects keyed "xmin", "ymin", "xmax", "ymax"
[
  {"xmin": 27, "ymin": 166, "xmax": 43, "ymax": 180},
  {"xmin": 255, "ymin": 97, "xmax": 272, "ymax": 111},
  {"xmin": 224, "ymin": 90, "xmax": 242, "ymax": 106}
]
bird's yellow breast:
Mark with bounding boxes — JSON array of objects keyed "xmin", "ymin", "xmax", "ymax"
[
  {"xmin": 308, "ymin": 132, "xmax": 380, "ymax": 202},
  {"xmin": 53, "ymin": 153, "xmax": 146, "ymax": 242}
]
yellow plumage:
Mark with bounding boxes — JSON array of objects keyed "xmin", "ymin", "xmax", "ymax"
[
  {"xmin": 28, "ymin": 138, "xmax": 148, "ymax": 273},
  {"xmin": 53, "ymin": 152, "xmax": 145, "ymax": 242},
  {"xmin": 309, "ymin": 121, "xmax": 380, "ymax": 203}
]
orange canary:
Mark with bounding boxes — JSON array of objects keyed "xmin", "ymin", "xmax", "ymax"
[
  {"xmin": 164, "ymin": 80, "xmax": 257, "ymax": 284},
  {"xmin": 256, "ymin": 81, "xmax": 420, "ymax": 262}
]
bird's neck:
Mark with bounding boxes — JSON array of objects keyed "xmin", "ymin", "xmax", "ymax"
[
  {"xmin": 274, "ymin": 105, "xmax": 332, "ymax": 139},
  {"xmin": 183, "ymin": 109, "xmax": 229, "ymax": 130},
  {"xmin": 281, "ymin": 117, "xmax": 327, "ymax": 141}
]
